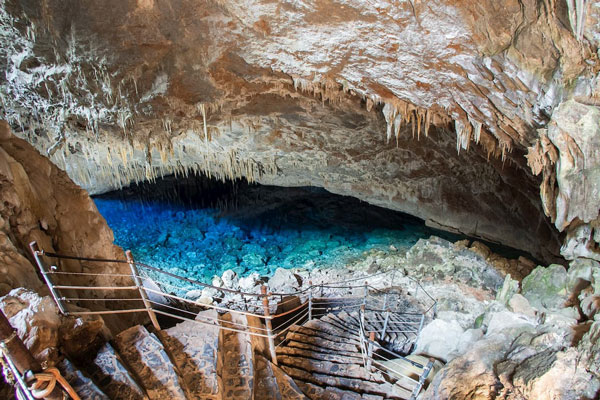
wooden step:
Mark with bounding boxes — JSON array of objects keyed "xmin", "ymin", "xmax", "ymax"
[
  {"xmin": 304, "ymin": 318, "xmax": 359, "ymax": 341},
  {"xmin": 253, "ymin": 354, "xmax": 308, "ymax": 400},
  {"xmin": 289, "ymin": 325, "xmax": 361, "ymax": 346},
  {"xmin": 280, "ymin": 364, "xmax": 412, "ymax": 399},
  {"xmin": 159, "ymin": 309, "xmax": 221, "ymax": 399},
  {"xmin": 217, "ymin": 312, "xmax": 254, "ymax": 400},
  {"xmin": 86, "ymin": 342, "xmax": 148, "ymax": 400},
  {"xmin": 294, "ymin": 380, "xmax": 364, "ymax": 400},
  {"xmin": 277, "ymin": 355, "xmax": 371, "ymax": 381},
  {"xmin": 114, "ymin": 325, "xmax": 188, "ymax": 400},
  {"xmin": 284, "ymin": 331, "xmax": 360, "ymax": 353},
  {"xmin": 284, "ymin": 340, "xmax": 363, "ymax": 358},
  {"xmin": 270, "ymin": 358, "xmax": 309, "ymax": 400},
  {"xmin": 276, "ymin": 345, "xmax": 363, "ymax": 364},
  {"xmin": 57, "ymin": 357, "xmax": 109, "ymax": 400}
]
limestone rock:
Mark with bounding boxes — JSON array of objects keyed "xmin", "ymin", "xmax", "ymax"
[
  {"xmin": 239, "ymin": 272, "xmax": 261, "ymax": 291},
  {"xmin": 566, "ymin": 258, "xmax": 599, "ymax": 293},
  {"xmin": 0, "ymin": 129, "xmax": 141, "ymax": 332},
  {"xmin": 496, "ymin": 274, "xmax": 520, "ymax": 306},
  {"xmin": 508, "ymin": 294, "xmax": 537, "ymax": 318},
  {"xmin": 407, "ymin": 237, "xmax": 504, "ymax": 291},
  {"xmin": 486, "ymin": 311, "xmax": 535, "ymax": 336},
  {"xmin": 1, "ymin": 0, "xmax": 586, "ymax": 262},
  {"xmin": 268, "ymin": 268, "xmax": 301, "ymax": 294},
  {"xmin": 546, "ymin": 101, "xmax": 600, "ymax": 232},
  {"xmin": 0, "ymin": 289, "xmax": 106, "ymax": 365},
  {"xmin": 415, "ymin": 319, "xmax": 465, "ymax": 363},
  {"xmin": 221, "ymin": 269, "xmax": 239, "ymax": 289},
  {"xmin": 521, "ymin": 264, "xmax": 568, "ymax": 310}
]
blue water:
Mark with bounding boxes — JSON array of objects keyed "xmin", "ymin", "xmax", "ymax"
[{"xmin": 94, "ymin": 180, "xmax": 455, "ymax": 283}]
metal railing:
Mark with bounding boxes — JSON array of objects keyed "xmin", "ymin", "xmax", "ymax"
[
  {"xmin": 358, "ymin": 306, "xmax": 434, "ymax": 399},
  {"xmin": 29, "ymin": 241, "xmax": 435, "ymax": 372}
]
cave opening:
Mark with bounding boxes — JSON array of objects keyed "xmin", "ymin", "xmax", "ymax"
[{"xmin": 93, "ymin": 173, "xmax": 534, "ymax": 284}]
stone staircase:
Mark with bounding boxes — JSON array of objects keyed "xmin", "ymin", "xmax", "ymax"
[{"xmin": 53, "ymin": 308, "xmax": 424, "ymax": 400}]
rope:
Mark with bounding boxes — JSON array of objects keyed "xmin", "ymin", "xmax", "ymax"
[{"xmin": 28, "ymin": 367, "xmax": 81, "ymax": 400}]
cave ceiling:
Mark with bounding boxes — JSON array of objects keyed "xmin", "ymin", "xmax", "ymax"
[{"xmin": 1, "ymin": 0, "xmax": 600, "ymax": 261}]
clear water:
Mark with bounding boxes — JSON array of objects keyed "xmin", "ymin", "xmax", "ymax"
[{"xmin": 94, "ymin": 176, "xmax": 459, "ymax": 283}]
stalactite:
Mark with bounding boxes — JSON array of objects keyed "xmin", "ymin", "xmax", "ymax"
[{"xmin": 566, "ymin": 0, "xmax": 588, "ymax": 41}]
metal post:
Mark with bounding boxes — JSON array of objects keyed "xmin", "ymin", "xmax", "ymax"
[
  {"xmin": 359, "ymin": 305, "xmax": 367, "ymax": 368},
  {"xmin": 363, "ymin": 282, "xmax": 368, "ymax": 307},
  {"xmin": 417, "ymin": 313, "xmax": 425, "ymax": 338},
  {"xmin": 126, "ymin": 251, "xmax": 161, "ymax": 331},
  {"xmin": 411, "ymin": 358, "xmax": 435, "ymax": 399},
  {"xmin": 29, "ymin": 242, "xmax": 67, "ymax": 315},
  {"xmin": 366, "ymin": 331, "xmax": 375, "ymax": 372},
  {"xmin": 308, "ymin": 281, "xmax": 313, "ymax": 321},
  {"xmin": 0, "ymin": 309, "xmax": 41, "ymax": 375},
  {"xmin": 261, "ymin": 285, "xmax": 278, "ymax": 366},
  {"xmin": 382, "ymin": 311, "xmax": 390, "ymax": 339}
]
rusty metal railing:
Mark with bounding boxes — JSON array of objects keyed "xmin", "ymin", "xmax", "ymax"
[
  {"xmin": 358, "ymin": 305, "xmax": 434, "ymax": 399},
  {"xmin": 29, "ymin": 241, "xmax": 435, "ymax": 369}
]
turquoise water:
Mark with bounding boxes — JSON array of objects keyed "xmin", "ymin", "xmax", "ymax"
[{"xmin": 94, "ymin": 177, "xmax": 457, "ymax": 283}]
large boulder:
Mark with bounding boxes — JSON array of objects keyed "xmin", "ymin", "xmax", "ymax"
[
  {"xmin": 521, "ymin": 264, "xmax": 568, "ymax": 310},
  {"xmin": 0, "ymin": 289, "xmax": 107, "ymax": 365},
  {"xmin": 268, "ymin": 268, "xmax": 301, "ymax": 294}
]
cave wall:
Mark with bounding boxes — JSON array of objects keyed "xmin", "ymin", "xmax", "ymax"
[
  {"xmin": 0, "ymin": 121, "xmax": 140, "ymax": 331},
  {"xmin": 0, "ymin": 1, "xmax": 598, "ymax": 260}
]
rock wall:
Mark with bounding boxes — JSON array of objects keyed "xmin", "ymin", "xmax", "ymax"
[
  {"xmin": 0, "ymin": 121, "xmax": 141, "ymax": 332},
  {"xmin": 3, "ymin": 0, "xmax": 599, "ymax": 261}
]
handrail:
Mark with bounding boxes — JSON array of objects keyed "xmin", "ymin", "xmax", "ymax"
[
  {"xmin": 29, "ymin": 241, "xmax": 436, "ymax": 370},
  {"xmin": 357, "ymin": 306, "xmax": 433, "ymax": 400}
]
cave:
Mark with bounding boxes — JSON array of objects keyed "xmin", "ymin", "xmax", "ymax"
[
  {"xmin": 0, "ymin": 1, "xmax": 599, "ymax": 399},
  {"xmin": 94, "ymin": 173, "xmax": 538, "ymax": 285}
]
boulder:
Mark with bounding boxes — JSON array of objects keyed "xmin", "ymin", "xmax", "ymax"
[
  {"xmin": 221, "ymin": 269, "xmax": 238, "ymax": 289},
  {"xmin": 415, "ymin": 319, "xmax": 465, "ymax": 363},
  {"xmin": 496, "ymin": 274, "xmax": 519, "ymax": 306},
  {"xmin": 521, "ymin": 264, "xmax": 568, "ymax": 310},
  {"xmin": 268, "ymin": 268, "xmax": 300, "ymax": 294},
  {"xmin": 566, "ymin": 258, "xmax": 598, "ymax": 293},
  {"xmin": 239, "ymin": 272, "xmax": 261, "ymax": 291},
  {"xmin": 486, "ymin": 311, "xmax": 535, "ymax": 336},
  {"xmin": 580, "ymin": 295, "xmax": 600, "ymax": 320},
  {"xmin": 0, "ymin": 289, "xmax": 106, "ymax": 365},
  {"xmin": 508, "ymin": 294, "xmax": 537, "ymax": 318}
]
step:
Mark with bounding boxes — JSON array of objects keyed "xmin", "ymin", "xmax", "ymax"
[
  {"xmin": 324, "ymin": 313, "xmax": 359, "ymax": 333},
  {"xmin": 304, "ymin": 318, "xmax": 359, "ymax": 340},
  {"xmin": 253, "ymin": 354, "xmax": 281, "ymax": 400},
  {"xmin": 57, "ymin": 357, "xmax": 109, "ymax": 400},
  {"xmin": 159, "ymin": 309, "xmax": 221, "ymax": 399},
  {"xmin": 294, "ymin": 381, "xmax": 364, "ymax": 400},
  {"xmin": 284, "ymin": 331, "xmax": 360, "ymax": 353},
  {"xmin": 284, "ymin": 340, "xmax": 363, "ymax": 358},
  {"xmin": 114, "ymin": 325, "xmax": 188, "ymax": 400},
  {"xmin": 253, "ymin": 354, "xmax": 307, "ymax": 400},
  {"xmin": 217, "ymin": 312, "xmax": 254, "ymax": 400},
  {"xmin": 87, "ymin": 342, "xmax": 148, "ymax": 400},
  {"xmin": 289, "ymin": 325, "xmax": 361, "ymax": 346},
  {"xmin": 281, "ymin": 365, "xmax": 412, "ymax": 399},
  {"xmin": 276, "ymin": 345, "xmax": 363, "ymax": 364},
  {"xmin": 277, "ymin": 355, "xmax": 370, "ymax": 380},
  {"xmin": 270, "ymin": 359, "xmax": 309, "ymax": 400}
]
